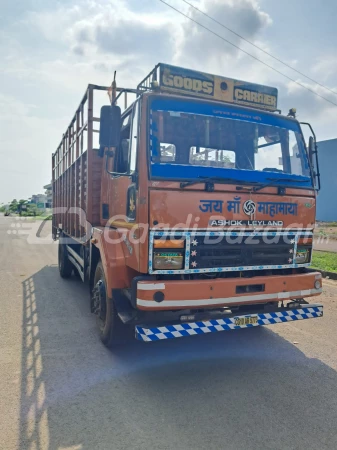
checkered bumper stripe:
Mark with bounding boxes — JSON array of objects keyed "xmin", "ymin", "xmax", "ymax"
[{"xmin": 135, "ymin": 305, "xmax": 323, "ymax": 342}]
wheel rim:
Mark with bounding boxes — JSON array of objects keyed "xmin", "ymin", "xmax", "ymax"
[{"xmin": 92, "ymin": 279, "xmax": 107, "ymax": 331}]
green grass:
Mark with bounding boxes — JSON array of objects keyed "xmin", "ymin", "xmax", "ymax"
[{"xmin": 312, "ymin": 251, "xmax": 337, "ymax": 273}]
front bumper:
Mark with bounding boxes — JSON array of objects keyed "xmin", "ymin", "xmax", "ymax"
[
  {"xmin": 136, "ymin": 271, "xmax": 322, "ymax": 311},
  {"xmin": 135, "ymin": 303, "xmax": 323, "ymax": 342}
]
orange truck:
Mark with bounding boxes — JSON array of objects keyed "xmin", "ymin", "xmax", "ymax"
[{"xmin": 52, "ymin": 63, "xmax": 323, "ymax": 347}]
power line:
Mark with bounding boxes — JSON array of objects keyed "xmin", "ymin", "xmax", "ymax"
[
  {"xmin": 158, "ymin": 0, "xmax": 337, "ymax": 108},
  {"xmin": 181, "ymin": 0, "xmax": 337, "ymax": 97}
]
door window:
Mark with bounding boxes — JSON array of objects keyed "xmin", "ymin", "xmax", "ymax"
[
  {"xmin": 115, "ymin": 113, "xmax": 131, "ymax": 174},
  {"xmin": 114, "ymin": 101, "xmax": 139, "ymax": 174},
  {"xmin": 130, "ymin": 101, "xmax": 139, "ymax": 172}
]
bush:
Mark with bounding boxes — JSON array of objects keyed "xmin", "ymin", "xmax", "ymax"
[{"xmin": 311, "ymin": 251, "xmax": 337, "ymax": 273}]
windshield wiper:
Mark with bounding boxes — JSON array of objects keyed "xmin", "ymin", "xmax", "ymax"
[
  {"xmin": 252, "ymin": 177, "xmax": 310, "ymax": 193},
  {"xmin": 180, "ymin": 176, "xmax": 258, "ymax": 189}
]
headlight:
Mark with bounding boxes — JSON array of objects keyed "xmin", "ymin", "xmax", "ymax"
[
  {"xmin": 294, "ymin": 248, "xmax": 310, "ymax": 264},
  {"xmin": 153, "ymin": 251, "xmax": 184, "ymax": 270}
]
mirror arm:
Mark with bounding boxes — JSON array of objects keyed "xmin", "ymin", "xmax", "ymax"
[
  {"xmin": 105, "ymin": 152, "xmax": 118, "ymax": 176},
  {"xmin": 301, "ymin": 122, "xmax": 320, "ymax": 191},
  {"xmin": 105, "ymin": 148, "xmax": 116, "ymax": 175},
  {"xmin": 300, "ymin": 122, "xmax": 317, "ymax": 143},
  {"xmin": 104, "ymin": 150, "xmax": 129, "ymax": 177}
]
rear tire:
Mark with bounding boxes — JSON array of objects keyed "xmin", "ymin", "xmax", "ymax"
[
  {"xmin": 91, "ymin": 261, "xmax": 127, "ymax": 349},
  {"xmin": 58, "ymin": 239, "xmax": 73, "ymax": 279}
]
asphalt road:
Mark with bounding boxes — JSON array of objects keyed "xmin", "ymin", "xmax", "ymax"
[{"xmin": 1, "ymin": 214, "xmax": 337, "ymax": 450}]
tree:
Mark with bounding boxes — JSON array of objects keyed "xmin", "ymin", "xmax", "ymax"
[
  {"xmin": 27, "ymin": 204, "xmax": 38, "ymax": 217},
  {"xmin": 9, "ymin": 199, "xmax": 18, "ymax": 212},
  {"xmin": 17, "ymin": 200, "xmax": 29, "ymax": 216}
]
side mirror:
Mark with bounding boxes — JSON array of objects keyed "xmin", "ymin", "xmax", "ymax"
[
  {"xmin": 99, "ymin": 105, "xmax": 121, "ymax": 150},
  {"xmin": 300, "ymin": 122, "xmax": 320, "ymax": 190},
  {"xmin": 308, "ymin": 136, "xmax": 314, "ymax": 167},
  {"xmin": 308, "ymin": 135, "xmax": 321, "ymax": 190}
]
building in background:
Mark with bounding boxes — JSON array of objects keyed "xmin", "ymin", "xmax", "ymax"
[
  {"xmin": 29, "ymin": 183, "xmax": 52, "ymax": 211},
  {"xmin": 316, "ymin": 138, "xmax": 337, "ymax": 222},
  {"xmin": 43, "ymin": 183, "xmax": 52, "ymax": 208},
  {"xmin": 31, "ymin": 194, "xmax": 47, "ymax": 204},
  {"xmin": 30, "ymin": 194, "xmax": 48, "ymax": 210}
]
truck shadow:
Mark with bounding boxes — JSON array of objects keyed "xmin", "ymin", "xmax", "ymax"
[{"xmin": 19, "ymin": 266, "xmax": 337, "ymax": 450}]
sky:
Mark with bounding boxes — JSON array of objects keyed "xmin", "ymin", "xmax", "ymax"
[{"xmin": 0, "ymin": 0, "xmax": 337, "ymax": 203}]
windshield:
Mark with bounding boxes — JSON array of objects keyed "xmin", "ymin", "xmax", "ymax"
[{"xmin": 149, "ymin": 98, "xmax": 312, "ymax": 187}]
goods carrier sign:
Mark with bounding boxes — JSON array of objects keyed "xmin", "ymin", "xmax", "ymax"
[{"xmin": 159, "ymin": 63, "xmax": 278, "ymax": 111}]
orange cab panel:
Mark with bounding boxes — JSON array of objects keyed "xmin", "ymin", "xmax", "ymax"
[{"xmin": 149, "ymin": 189, "xmax": 315, "ymax": 229}]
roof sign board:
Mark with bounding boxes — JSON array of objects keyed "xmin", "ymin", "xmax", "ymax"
[{"xmin": 158, "ymin": 63, "xmax": 278, "ymax": 111}]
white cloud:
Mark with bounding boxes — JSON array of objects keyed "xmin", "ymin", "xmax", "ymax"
[
  {"xmin": 175, "ymin": 0, "xmax": 272, "ymax": 67},
  {"xmin": 311, "ymin": 57, "xmax": 337, "ymax": 83},
  {"xmin": 280, "ymin": 79, "xmax": 337, "ymax": 141}
]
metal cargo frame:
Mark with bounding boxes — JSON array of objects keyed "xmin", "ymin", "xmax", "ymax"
[{"xmin": 52, "ymin": 84, "xmax": 107, "ymax": 240}]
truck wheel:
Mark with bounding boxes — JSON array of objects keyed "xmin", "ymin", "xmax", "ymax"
[
  {"xmin": 58, "ymin": 241, "xmax": 73, "ymax": 279},
  {"xmin": 92, "ymin": 261, "xmax": 126, "ymax": 348}
]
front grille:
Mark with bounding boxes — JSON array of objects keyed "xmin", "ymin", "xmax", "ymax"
[{"xmin": 189, "ymin": 234, "xmax": 295, "ymax": 270}]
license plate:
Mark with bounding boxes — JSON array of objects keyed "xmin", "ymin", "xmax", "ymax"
[{"xmin": 234, "ymin": 315, "xmax": 258, "ymax": 326}]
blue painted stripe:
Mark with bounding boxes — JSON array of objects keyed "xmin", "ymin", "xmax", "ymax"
[{"xmin": 151, "ymin": 163, "xmax": 312, "ymax": 187}]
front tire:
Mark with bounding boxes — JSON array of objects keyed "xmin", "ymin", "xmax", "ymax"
[
  {"xmin": 58, "ymin": 239, "xmax": 73, "ymax": 279},
  {"xmin": 91, "ymin": 261, "xmax": 126, "ymax": 349}
]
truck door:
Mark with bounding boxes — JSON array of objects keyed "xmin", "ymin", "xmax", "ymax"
[{"xmin": 101, "ymin": 100, "xmax": 139, "ymax": 270}]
